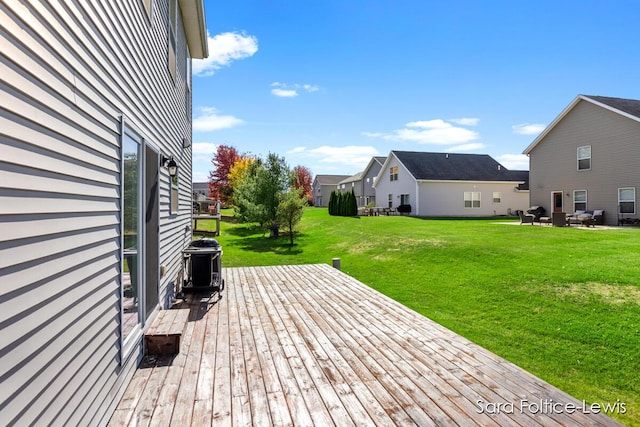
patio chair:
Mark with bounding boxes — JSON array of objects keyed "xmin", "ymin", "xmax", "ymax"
[{"xmin": 518, "ymin": 210, "xmax": 535, "ymax": 225}]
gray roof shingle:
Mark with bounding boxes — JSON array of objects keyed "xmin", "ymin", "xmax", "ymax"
[
  {"xmin": 392, "ymin": 151, "xmax": 527, "ymax": 184},
  {"xmin": 585, "ymin": 95, "xmax": 640, "ymax": 119}
]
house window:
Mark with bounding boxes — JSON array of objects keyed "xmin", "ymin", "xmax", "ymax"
[
  {"xmin": 400, "ymin": 194, "xmax": 410, "ymax": 205},
  {"xmin": 122, "ymin": 129, "xmax": 142, "ymax": 341},
  {"xmin": 390, "ymin": 166, "xmax": 398, "ymax": 181},
  {"xmin": 464, "ymin": 192, "xmax": 481, "ymax": 208},
  {"xmin": 167, "ymin": 0, "xmax": 177, "ymax": 81},
  {"xmin": 170, "ymin": 174, "xmax": 179, "ymax": 214},
  {"xmin": 573, "ymin": 190, "xmax": 587, "ymax": 211},
  {"xmin": 619, "ymin": 187, "xmax": 636, "ymax": 214},
  {"xmin": 493, "ymin": 192, "xmax": 501, "ymax": 203},
  {"xmin": 577, "ymin": 145, "xmax": 591, "ymax": 171},
  {"xmin": 388, "ymin": 194, "xmax": 393, "ymax": 208}
]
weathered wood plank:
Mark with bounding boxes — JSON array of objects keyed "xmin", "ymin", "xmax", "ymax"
[{"xmin": 110, "ymin": 264, "xmax": 624, "ymax": 427}]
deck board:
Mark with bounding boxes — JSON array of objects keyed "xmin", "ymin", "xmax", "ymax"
[{"xmin": 110, "ymin": 264, "xmax": 623, "ymax": 427}]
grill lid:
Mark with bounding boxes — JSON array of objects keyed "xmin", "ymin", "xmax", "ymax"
[{"xmin": 190, "ymin": 238, "xmax": 220, "ymax": 248}]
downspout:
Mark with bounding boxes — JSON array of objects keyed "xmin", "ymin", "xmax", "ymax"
[{"xmin": 415, "ymin": 181, "xmax": 420, "ymax": 216}]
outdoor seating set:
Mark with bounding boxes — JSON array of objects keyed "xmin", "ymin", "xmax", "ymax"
[{"xmin": 519, "ymin": 207, "xmax": 605, "ymax": 227}]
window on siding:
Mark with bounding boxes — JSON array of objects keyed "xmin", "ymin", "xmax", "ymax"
[
  {"xmin": 400, "ymin": 194, "xmax": 410, "ymax": 205},
  {"xmin": 170, "ymin": 175, "xmax": 179, "ymax": 214},
  {"xmin": 167, "ymin": 0, "xmax": 177, "ymax": 81},
  {"xmin": 577, "ymin": 145, "xmax": 591, "ymax": 170},
  {"xmin": 390, "ymin": 166, "xmax": 398, "ymax": 181},
  {"xmin": 573, "ymin": 190, "xmax": 587, "ymax": 211},
  {"xmin": 619, "ymin": 187, "xmax": 636, "ymax": 214},
  {"xmin": 493, "ymin": 192, "xmax": 501, "ymax": 203},
  {"xmin": 388, "ymin": 193, "xmax": 393, "ymax": 208},
  {"xmin": 464, "ymin": 192, "xmax": 481, "ymax": 208},
  {"xmin": 122, "ymin": 132, "xmax": 142, "ymax": 340}
]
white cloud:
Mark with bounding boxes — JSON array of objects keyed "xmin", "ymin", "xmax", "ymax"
[
  {"xmin": 192, "ymin": 142, "xmax": 218, "ymax": 161},
  {"xmin": 365, "ymin": 119, "xmax": 479, "ymax": 145},
  {"xmin": 512, "ymin": 123, "xmax": 546, "ymax": 135},
  {"xmin": 193, "ymin": 31, "xmax": 258, "ymax": 77},
  {"xmin": 193, "ymin": 107, "xmax": 244, "ymax": 132},
  {"xmin": 451, "ymin": 118, "xmax": 480, "ymax": 126},
  {"xmin": 271, "ymin": 82, "xmax": 320, "ymax": 98},
  {"xmin": 287, "ymin": 146, "xmax": 307, "ymax": 153},
  {"xmin": 497, "ymin": 154, "xmax": 530, "ymax": 170},
  {"xmin": 291, "ymin": 145, "xmax": 381, "ymax": 169},
  {"xmin": 271, "ymin": 88, "xmax": 298, "ymax": 98}
]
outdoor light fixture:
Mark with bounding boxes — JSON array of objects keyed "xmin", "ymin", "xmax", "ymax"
[
  {"xmin": 162, "ymin": 155, "xmax": 178, "ymax": 177},
  {"xmin": 182, "ymin": 137, "xmax": 191, "ymax": 148}
]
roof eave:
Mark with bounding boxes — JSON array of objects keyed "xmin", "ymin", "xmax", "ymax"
[{"xmin": 179, "ymin": 0, "xmax": 208, "ymax": 59}]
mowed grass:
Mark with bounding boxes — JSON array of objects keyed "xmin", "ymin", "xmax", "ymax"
[{"xmin": 196, "ymin": 208, "xmax": 640, "ymax": 425}]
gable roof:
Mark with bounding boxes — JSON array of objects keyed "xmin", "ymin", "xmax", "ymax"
[
  {"xmin": 523, "ymin": 95, "xmax": 640, "ymax": 154},
  {"xmin": 389, "ymin": 151, "xmax": 526, "ymax": 183},
  {"xmin": 313, "ymin": 174, "xmax": 350, "ymax": 186},
  {"xmin": 339, "ymin": 172, "xmax": 363, "ymax": 185}
]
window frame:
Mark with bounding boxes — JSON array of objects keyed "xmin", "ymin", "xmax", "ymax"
[
  {"xmin": 573, "ymin": 189, "xmax": 587, "ymax": 212},
  {"xmin": 577, "ymin": 145, "xmax": 591, "ymax": 171},
  {"xmin": 170, "ymin": 174, "xmax": 179, "ymax": 215},
  {"xmin": 400, "ymin": 194, "xmax": 410, "ymax": 205},
  {"xmin": 464, "ymin": 191, "xmax": 481, "ymax": 208},
  {"xmin": 618, "ymin": 187, "xmax": 636, "ymax": 214},
  {"xmin": 492, "ymin": 192, "xmax": 501, "ymax": 203},
  {"xmin": 389, "ymin": 166, "xmax": 398, "ymax": 181}
]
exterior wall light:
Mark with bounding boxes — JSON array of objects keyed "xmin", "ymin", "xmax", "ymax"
[{"xmin": 162, "ymin": 155, "xmax": 178, "ymax": 177}]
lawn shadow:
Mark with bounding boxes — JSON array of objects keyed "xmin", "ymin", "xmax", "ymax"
[{"xmin": 231, "ymin": 231, "xmax": 306, "ymax": 256}]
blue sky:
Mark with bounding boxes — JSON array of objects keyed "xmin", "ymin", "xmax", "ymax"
[{"xmin": 191, "ymin": 0, "xmax": 640, "ymax": 182}]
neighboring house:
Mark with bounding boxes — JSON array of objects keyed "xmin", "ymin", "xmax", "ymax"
[
  {"xmin": 312, "ymin": 174, "xmax": 350, "ymax": 206},
  {"xmin": 373, "ymin": 151, "xmax": 529, "ymax": 216},
  {"xmin": 1, "ymin": 1, "xmax": 207, "ymax": 425},
  {"xmin": 524, "ymin": 95, "xmax": 640, "ymax": 225},
  {"xmin": 361, "ymin": 156, "xmax": 386, "ymax": 207},
  {"xmin": 337, "ymin": 172, "xmax": 363, "ymax": 202},
  {"xmin": 192, "ymin": 181, "xmax": 215, "ymax": 212}
]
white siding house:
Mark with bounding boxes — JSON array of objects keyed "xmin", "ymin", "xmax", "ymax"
[
  {"xmin": 374, "ymin": 151, "xmax": 529, "ymax": 216},
  {"xmin": 0, "ymin": 1, "xmax": 207, "ymax": 425}
]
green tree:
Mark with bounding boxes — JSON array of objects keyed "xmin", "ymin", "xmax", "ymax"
[
  {"xmin": 277, "ymin": 188, "xmax": 306, "ymax": 245},
  {"xmin": 233, "ymin": 153, "xmax": 293, "ymax": 237},
  {"xmin": 233, "ymin": 158, "xmax": 264, "ymax": 224}
]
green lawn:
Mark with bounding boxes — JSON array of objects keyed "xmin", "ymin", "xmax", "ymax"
[{"xmin": 196, "ymin": 208, "xmax": 639, "ymax": 425}]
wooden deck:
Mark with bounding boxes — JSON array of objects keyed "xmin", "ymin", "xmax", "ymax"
[{"xmin": 109, "ymin": 264, "xmax": 622, "ymax": 426}]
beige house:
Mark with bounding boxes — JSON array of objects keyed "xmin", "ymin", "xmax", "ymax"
[
  {"xmin": 373, "ymin": 151, "xmax": 529, "ymax": 216},
  {"xmin": 524, "ymin": 95, "xmax": 640, "ymax": 225},
  {"xmin": 312, "ymin": 174, "xmax": 350, "ymax": 206},
  {"xmin": 0, "ymin": 1, "xmax": 207, "ymax": 425}
]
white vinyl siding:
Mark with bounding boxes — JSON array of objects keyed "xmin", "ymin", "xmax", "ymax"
[{"xmin": 1, "ymin": 1, "xmax": 195, "ymax": 425}]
